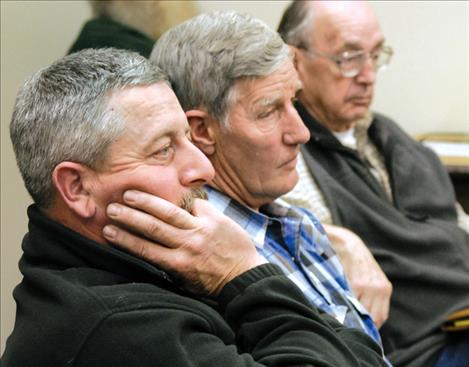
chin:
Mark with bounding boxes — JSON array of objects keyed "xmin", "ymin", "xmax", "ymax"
[
  {"xmin": 279, "ymin": 172, "xmax": 299, "ymax": 196},
  {"xmin": 354, "ymin": 104, "xmax": 371, "ymax": 115},
  {"xmin": 345, "ymin": 110, "xmax": 368, "ymax": 123}
]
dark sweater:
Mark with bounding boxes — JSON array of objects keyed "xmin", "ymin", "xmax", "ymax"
[
  {"xmin": 1, "ymin": 205, "xmax": 387, "ymax": 367},
  {"xmin": 296, "ymin": 102, "xmax": 469, "ymax": 367},
  {"xmin": 68, "ymin": 17, "xmax": 154, "ymax": 57}
]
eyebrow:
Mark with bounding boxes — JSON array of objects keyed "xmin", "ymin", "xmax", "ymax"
[
  {"xmin": 256, "ymin": 96, "xmax": 279, "ymax": 107},
  {"xmin": 340, "ymin": 39, "xmax": 385, "ymax": 52},
  {"xmin": 146, "ymin": 118, "xmax": 189, "ymax": 143},
  {"xmin": 253, "ymin": 81, "xmax": 303, "ymax": 108}
]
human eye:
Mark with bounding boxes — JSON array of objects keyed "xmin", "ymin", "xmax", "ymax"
[
  {"xmin": 258, "ymin": 108, "xmax": 276, "ymax": 119},
  {"xmin": 254, "ymin": 106, "xmax": 279, "ymax": 133},
  {"xmin": 340, "ymin": 50, "xmax": 363, "ymax": 64},
  {"xmin": 153, "ymin": 144, "xmax": 174, "ymax": 162},
  {"xmin": 371, "ymin": 49, "xmax": 382, "ymax": 61}
]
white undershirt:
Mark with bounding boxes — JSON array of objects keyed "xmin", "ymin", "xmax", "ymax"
[{"xmin": 332, "ymin": 127, "xmax": 357, "ymax": 150}]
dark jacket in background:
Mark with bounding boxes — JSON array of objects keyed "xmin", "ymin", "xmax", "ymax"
[
  {"xmin": 68, "ymin": 17, "xmax": 154, "ymax": 57},
  {"xmin": 296, "ymin": 101, "xmax": 469, "ymax": 367}
]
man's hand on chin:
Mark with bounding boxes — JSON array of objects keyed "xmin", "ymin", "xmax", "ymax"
[{"xmin": 103, "ymin": 190, "xmax": 267, "ymax": 296}]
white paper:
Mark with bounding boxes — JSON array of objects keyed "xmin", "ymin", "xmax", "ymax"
[{"xmin": 422, "ymin": 141, "xmax": 469, "ymax": 158}]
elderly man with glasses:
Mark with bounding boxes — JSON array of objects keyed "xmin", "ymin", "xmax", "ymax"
[{"xmin": 279, "ymin": 2, "xmax": 469, "ymax": 367}]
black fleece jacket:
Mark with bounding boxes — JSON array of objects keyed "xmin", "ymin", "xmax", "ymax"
[{"xmin": 1, "ymin": 205, "xmax": 387, "ymax": 367}]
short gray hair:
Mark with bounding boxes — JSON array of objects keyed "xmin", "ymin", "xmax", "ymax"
[
  {"xmin": 10, "ymin": 48, "xmax": 168, "ymax": 208},
  {"xmin": 278, "ymin": 1, "xmax": 314, "ymax": 49},
  {"xmin": 150, "ymin": 10, "xmax": 290, "ymax": 125}
]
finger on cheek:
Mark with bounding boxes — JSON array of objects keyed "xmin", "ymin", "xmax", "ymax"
[
  {"xmin": 107, "ymin": 203, "xmax": 122, "ymax": 219},
  {"xmin": 103, "ymin": 224, "xmax": 118, "ymax": 241},
  {"xmin": 123, "ymin": 190, "xmax": 138, "ymax": 204}
]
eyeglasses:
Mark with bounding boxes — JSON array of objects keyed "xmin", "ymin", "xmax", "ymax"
[{"xmin": 301, "ymin": 45, "xmax": 394, "ymax": 78}]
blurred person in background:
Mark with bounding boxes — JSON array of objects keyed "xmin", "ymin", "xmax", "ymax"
[{"xmin": 68, "ymin": 0, "xmax": 198, "ymax": 57}]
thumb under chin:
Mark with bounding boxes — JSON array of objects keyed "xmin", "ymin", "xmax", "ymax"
[{"xmin": 190, "ymin": 198, "xmax": 218, "ymax": 217}]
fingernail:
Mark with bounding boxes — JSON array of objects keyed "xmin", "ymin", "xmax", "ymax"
[
  {"xmin": 103, "ymin": 225, "xmax": 116, "ymax": 239},
  {"xmin": 123, "ymin": 190, "xmax": 138, "ymax": 203},
  {"xmin": 107, "ymin": 204, "xmax": 121, "ymax": 217}
]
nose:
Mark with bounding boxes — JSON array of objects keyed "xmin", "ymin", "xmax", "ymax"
[
  {"xmin": 283, "ymin": 103, "xmax": 311, "ymax": 145},
  {"xmin": 179, "ymin": 140, "xmax": 215, "ymax": 187},
  {"xmin": 355, "ymin": 58, "xmax": 377, "ymax": 85}
]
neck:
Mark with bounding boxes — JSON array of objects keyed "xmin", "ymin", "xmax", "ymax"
[
  {"xmin": 209, "ymin": 176, "xmax": 261, "ymax": 213},
  {"xmin": 208, "ymin": 156, "xmax": 268, "ymax": 212},
  {"xmin": 327, "ymin": 121, "xmax": 356, "ymax": 132},
  {"xmin": 46, "ymin": 203, "xmax": 107, "ymax": 245}
]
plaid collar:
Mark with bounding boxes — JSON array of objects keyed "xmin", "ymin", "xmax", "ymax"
[{"xmin": 205, "ymin": 186, "xmax": 328, "ymax": 256}]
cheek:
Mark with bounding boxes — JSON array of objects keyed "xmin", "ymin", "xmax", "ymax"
[
  {"xmin": 102, "ymin": 169, "xmax": 184, "ymax": 207},
  {"xmin": 132, "ymin": 170, "xmax": 183, "ymax": 204},
  {"xmin": 228, "ymin": 137, "xmax": 273, "ymax": 175},
  {"xmin": 89, "ymin": 174, "xmax": 124, "ymax": 206},
  {"xmin": 223, "ymin": 125, "xmax": 284, "ymax": 172},
  {"xmin": 325, "ymin": 81, "xmax": 351, "ymax": 108},
  {"xmin": 255, "ymin": 141, "xmax": 285, "ymax": 173}
]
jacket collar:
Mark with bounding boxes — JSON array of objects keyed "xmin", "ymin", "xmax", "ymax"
[{"xmin": 24, "ymin": 205, "xmax": 175, "ymax": 287}]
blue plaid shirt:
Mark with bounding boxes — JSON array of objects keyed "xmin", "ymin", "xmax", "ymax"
[{"xmin": 206, "ymin": 186, "xmax": 383, "ymax": 346}]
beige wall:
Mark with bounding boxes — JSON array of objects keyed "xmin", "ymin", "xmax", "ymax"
[
  {"xmin": 1, "ymin": 0, "xmax": 92, "ymax": 353},
  {"xmin": 371, "ymin": 1, "xmax": 469, "ymax": 135},
  {"xmin": 2, "ymin": 0, "xmax": 468, "ymax": 354}
]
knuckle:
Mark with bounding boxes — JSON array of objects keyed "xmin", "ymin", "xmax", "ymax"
[
  {"xmin": 186, "ymin": 236, "xmax": 205, "ymax": 257},
  {"xmin": 171, "ymin": 253, "xmax": 190, "ymax": 274},
  {"xmin": 352, "ymin": 279, "xmax": 366, "ymax": 290},
  {"xmin": 165, "ymin": 206, "xmax": 180, "ymax": 223},
  {"xmin": 146, "ymin": 220, "xmax": 161, "ymax": 239},
  {"xmin": 195, "ymin": 222, "xmax": 215, "ymax": 243},
  {"xmin": 136, "ymin": 242, "xmax": 148, "ymax": 260},
  {"xmin": 385, "ymin": 280, "xmax": 393, "ymax": 294},
  {"xmin": 210, "ymin": 215, "xmax": 227, "ymax": 232}
]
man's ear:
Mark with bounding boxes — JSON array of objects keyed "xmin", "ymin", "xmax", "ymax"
[
  {"xmin": 185, "ymin": 109, "xmax": 216, "ymax": 156},
  {"xmin": 52, "ymin": 162, "xmax": 97, "ymax": 219}
]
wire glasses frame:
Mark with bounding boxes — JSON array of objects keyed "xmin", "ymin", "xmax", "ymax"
[{"xmin": 301, "ymin": 45, "xmax": 394, "ymax": 78}]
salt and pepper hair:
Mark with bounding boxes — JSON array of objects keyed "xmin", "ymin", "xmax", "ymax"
[
  {"xmin": 278, "ymin": 0, "xmax": 314, "ymax": 49},
  {"xmin": 151, "ymin": 10, "xmax": 290, "ymax": 125},
  {"xmin": 10, "ymin": 48, "xmax": 168, "ymax": 209}
]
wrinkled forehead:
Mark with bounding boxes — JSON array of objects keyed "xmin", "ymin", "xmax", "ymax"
[
  {"xmin": 109, "ymin": 83, "xmax": 181, "ymax": 118},
  {"xmin": 230, "ymin": 58, "xmax": 301, "ymax": 104},
  {"xmin": 309, "ymin": 1, "xmax": 383, "ymax": 50}
]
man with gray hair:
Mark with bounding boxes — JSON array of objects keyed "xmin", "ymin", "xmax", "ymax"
[
  {"xmin": 2, "ymin": 48, "xmax": 387, "ymax": 366},
  {"xmin": 106, "ymin": 10, "xmax": 389, "ymax": 365},
  {"xmin": 278, "ymin": 1, "xmax": 469, "ymax": 367}
]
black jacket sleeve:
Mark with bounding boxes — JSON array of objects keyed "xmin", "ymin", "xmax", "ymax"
[{"xmin": 73, "ymin": 264, "xmax": 387, "ymax": 367}]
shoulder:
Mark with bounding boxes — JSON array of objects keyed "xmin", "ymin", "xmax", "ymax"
[
  {"xmin": 371, "ymin": 112, "xmax": 419, "ymax": 144},
  {"xmin": 371, "ymin": 111, "xmax": 442, "ymax": 160}
]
